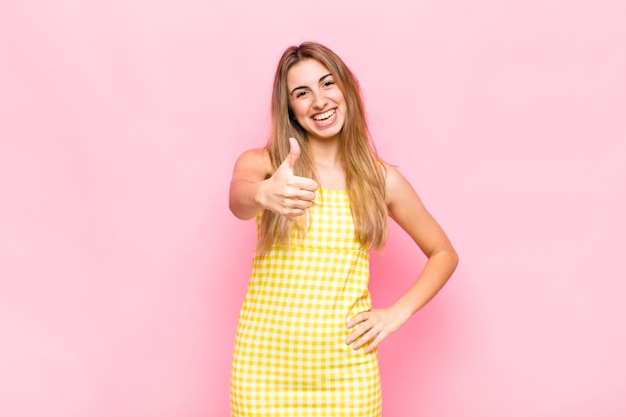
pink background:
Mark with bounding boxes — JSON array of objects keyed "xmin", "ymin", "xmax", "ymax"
[{"xmin": 1, "ymin": 1, "xmax": 625, "ymax": 416}]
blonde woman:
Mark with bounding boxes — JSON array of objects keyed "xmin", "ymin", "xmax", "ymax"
[{"xmin": 229, "ymin": 42, "xmax": 458, "ymax": 417}]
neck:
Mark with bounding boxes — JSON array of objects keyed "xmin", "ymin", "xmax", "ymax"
[
  {"xmin": 308, "ymin": 137, "xmax": 341, "ymax": 168},
  {"xmin": 307, "ymin": 137, "xmax": 346, "ymax": 189}
]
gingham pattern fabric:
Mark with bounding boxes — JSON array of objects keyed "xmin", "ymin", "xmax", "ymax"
[{"xmin": 231, "ymin": 188, "xmax": 382, "ymax": 417}]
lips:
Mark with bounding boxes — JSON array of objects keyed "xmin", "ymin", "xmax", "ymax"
[
  {"xmin": 311, "ymin": 109, "xmax": 337, "ymax": 126},
  {"xmin": 313, "ymin": 109, "xmax": 336, "ymax": 121}
]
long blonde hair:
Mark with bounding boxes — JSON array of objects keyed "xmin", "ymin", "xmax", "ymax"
[{"xmin": 258, "ymin": 42, "xmax": 388, "ymax": 253}]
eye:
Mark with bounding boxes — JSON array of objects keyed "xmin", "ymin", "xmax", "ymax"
[
  {"xmin": 322, "ymin": 80, "xmax": 335, "ymax": 88},
  {"xmin": 294, "ymin": 90, "xmax": 308, "ymax": 98}
]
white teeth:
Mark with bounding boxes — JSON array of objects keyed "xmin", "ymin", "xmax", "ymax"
[{"xmin": 313, "ymin": 109, "xmax": 335, "ymax": 121}]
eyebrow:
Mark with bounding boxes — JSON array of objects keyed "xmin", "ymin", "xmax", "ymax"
[{"xmin": 290, "ymin": 73, "xmax": 333, "ymax": 95}]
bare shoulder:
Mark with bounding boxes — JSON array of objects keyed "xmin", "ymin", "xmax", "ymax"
[
  {"xmin": 380, "ymin": 161, "xmax": 426, "ymax": 215},
  {"xmin": 380, "ymin": 161, "xmax": 456, "ymax": 259},
  {"xmin": 381, "ymin": 162, "xmax": 416, "ymax": 197},
  {"xmin": 236, "ymin": 147, "xmax": 270, "ymax": 165},
  {"xmin": 232, "ymin": 147, "xmax": 273, "ymax": 181}
]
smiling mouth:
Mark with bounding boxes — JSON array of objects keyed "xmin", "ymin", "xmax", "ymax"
[{"xmin": 312, "ymin": 109, "xmax": 336, "ymax": 121}]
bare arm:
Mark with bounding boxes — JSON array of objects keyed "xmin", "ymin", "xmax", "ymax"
[
  {"xmin": 384, "ymin": 164, "xmax": 458, "ymax": 316},
  {"xmin": 229, "ymin": 138, "xmax": 319, "ymax": 220},
  {"xmin": 228, "ymin": 148, "xmax": 272, "ymax": 220},
  {"xmin": 347, "ymin": 163, "xmax": 458, "ymax": 352}
]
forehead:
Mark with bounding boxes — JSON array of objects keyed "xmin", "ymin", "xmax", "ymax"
[{"xmin": 286, "ymin": 59, "xmax": 332, "ymax": 89}]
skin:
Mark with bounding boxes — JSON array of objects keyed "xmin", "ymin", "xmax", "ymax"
[{"xmin": 229, "ymin": 58, "xmax": 458, "ymax": 353}]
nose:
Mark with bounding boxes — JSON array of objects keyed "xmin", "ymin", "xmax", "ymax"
[{"xmin": 312, "ymin": 91, "xmax": 328, "ymax": 110}]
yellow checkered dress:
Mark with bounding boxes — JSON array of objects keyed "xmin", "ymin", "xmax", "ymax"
[{"xmin": 230, "ymin": 188, "xmax": 382, "ymax": 417}]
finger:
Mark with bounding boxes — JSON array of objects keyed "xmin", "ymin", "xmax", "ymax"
[
  {"xmin": 296, "ymin": 177, "xmax": 319, "ymax": 192},
  {"xmin": 288, "ymin": 188, "xmax": 316, "ymax": 202},
  {"xmin": 347, "ymin": 312, "xmax": 368, "ymax": 329},
  {"xmin": 364, "ymin": 334, "xmax": 383, "ymax": 353},
  {"xmin": 286, "ymin": 137, "xmax": 300, "ymax": 169},
  {"xmin": 346, "ymin": 320, "xmax": 373, "ymax": 345},
  {"xmin": 282, "ymin": 208, "xmax": 309, "ymax": 218},
  {"xmin": 351, "ymin": 326, "xmax": 378, "ymax": 350},
  {"xmin": 346, "ymin": 329, "xmax": 367, "ymax": 346},
  {"xmin": 279, "ymin": 185, "xmax": 315, "ymax": 205},
  {"xmin": 282, "ymin": 139, "xmax": 319, "ymax": 191},
  {"xmin": 285, "ymin": 198, "xmax": 314, "ymax": 212}
]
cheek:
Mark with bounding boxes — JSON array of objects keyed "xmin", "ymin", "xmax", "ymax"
[
  {"xmin": 331, "ymin": 91, "xmax": 347, "ymax": 106},
  {"xmin": 291, "ymin": 102, "xmax": 308, "ymax": 119}
]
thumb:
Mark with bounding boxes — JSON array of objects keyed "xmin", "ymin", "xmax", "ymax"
[{"xmin": 285, "ymin": 137, "xmax": 301, "ymax": 169}]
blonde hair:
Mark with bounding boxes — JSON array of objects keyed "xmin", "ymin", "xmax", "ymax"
[{"xmin": 258, "ymin": 42, "xmax": 388, "ymax": 253}]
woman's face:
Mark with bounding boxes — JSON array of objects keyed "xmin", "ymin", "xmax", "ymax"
[{"xmin": 287, "ymin": 59, "xmax": 347, "ymax": 142}]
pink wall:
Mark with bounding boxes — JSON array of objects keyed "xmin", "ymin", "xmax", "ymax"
[{"xmin": 1, "ymin": 1, "xmax": 625, "ymax": 416}]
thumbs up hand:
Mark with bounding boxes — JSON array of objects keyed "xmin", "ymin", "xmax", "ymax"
[{"xmin": 259, "ymin": 138, "xmax": 319, "ymax": 217}]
